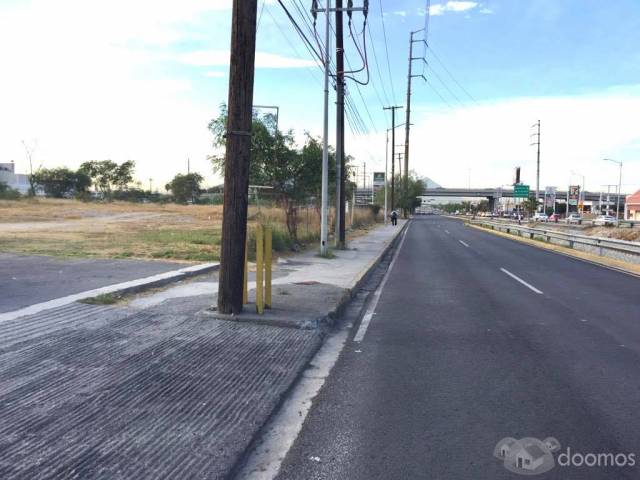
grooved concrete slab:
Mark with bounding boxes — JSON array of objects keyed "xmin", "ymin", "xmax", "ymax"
[{"xmin": 0, "ymin": 303, "xmax": 321, "ymax": 480}]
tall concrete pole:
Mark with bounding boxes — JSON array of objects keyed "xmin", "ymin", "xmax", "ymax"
[
  {"xmin": 604, "ymin": 159, "xmax": 623, "ymax": 222},
  {"xmin": 617, "ymin": 162, "xmax": 622, "ymax": 221},
  {"xmin": 384, "ymin": 129, "xmax": 388, "ymax": 224},
  {"xmin": 384, "ymin": 105, "xmax": 402, "ymax": 211},
  {"xmin": 320, "ymin": 0, "xmax": 331, "ymax": 256},
  {"xmin": 403, "ymin": 31, "xmax": 414, "ymax": 217},
  {"xmin": 536, "ymin": 120, "xmax": 540, "ymax": 209}
]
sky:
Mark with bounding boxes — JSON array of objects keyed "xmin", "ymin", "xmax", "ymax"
[{"xmin": 1, "ymin": 0, "xmax": 639, "ymax": 194}]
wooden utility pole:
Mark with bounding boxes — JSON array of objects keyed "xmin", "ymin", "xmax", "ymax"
[
  {"xmin": 335, "ymin": 0, "xmax": 346, "ymax": 248},
  {"xmin": 384, "ymin": 105, "xmax": 402, "ymax": 211},
  {"xmin": 217, "ymin": 0, "xmax": 258, "ymax": 314}
]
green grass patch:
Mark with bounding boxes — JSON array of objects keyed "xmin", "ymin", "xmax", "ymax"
[
  {"xmin": 80, "ymin": 293, "xmax": 120, "ymax": 305},
  {"xmin": 139, "ymin": 229, "xmax": 220, "ymax": 246}
]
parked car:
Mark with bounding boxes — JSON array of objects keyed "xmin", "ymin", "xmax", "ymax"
[
  {"xmin": 594, "ymin": 215, "xmax": 617, "ymax": 226},
  {"xmin": 567, "ymin": 213, "xmax": 582, "ymax": 224},
  {"xmin": 533, "ymin": 212, "xmax": 549, "ymax": 222},
  {"xmin": 548, "ymin": 213, "xmax": 561, "ymax": 222}
]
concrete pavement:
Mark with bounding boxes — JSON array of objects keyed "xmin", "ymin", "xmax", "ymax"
[
  {"xmin": 0, "ymin": 222, "xmax": 406, "ymax": 479},
  {"xmin": 275, "ymin": 216, "xmax": 640, "ymax": 480}
]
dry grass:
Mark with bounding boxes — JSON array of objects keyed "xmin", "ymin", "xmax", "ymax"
[
  {"xmin": 582, "ymin": 226, "xmax": 640, "ymax": 242},
  {"xmin": 0, "ymin": 198, "xmax": 380, "ymax": 261}
]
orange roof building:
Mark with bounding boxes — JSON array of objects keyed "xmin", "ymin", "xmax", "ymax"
[{"xmin": 625, "ymin": 189, "xmax": 640, "ymax": 220}]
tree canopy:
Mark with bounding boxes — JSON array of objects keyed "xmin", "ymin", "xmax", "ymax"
[
  {"xmin": 165, "ymin": 173, "xmax": 204, "ymax": 204},
  {"xmin": 209, "ymin": 105, "xmax": 349, "ymax": 241},
  {"xmin": 79, "ymin": 160, "xmax": 135, "ymax": 199},
  {"xmin": 34, "ymin": 167, "xmax": 91, "ymax": 198}
]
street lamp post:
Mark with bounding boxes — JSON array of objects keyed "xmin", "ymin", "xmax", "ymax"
[{"xmin": 603, "ymin": 159, "xmax": 623, "ymax": 222}]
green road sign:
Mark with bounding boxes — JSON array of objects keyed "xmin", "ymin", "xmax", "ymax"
[{"xmin": 514, "ymin": 184, "xmax": 530, "ymax": 198}]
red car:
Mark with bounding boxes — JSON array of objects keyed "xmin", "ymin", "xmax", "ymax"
[{"xmin": 548, "ymin": 213, "xmax": 561, "ymax": 222}]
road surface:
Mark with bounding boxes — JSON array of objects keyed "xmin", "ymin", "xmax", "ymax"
[
  {"xmin": 274, "ymin": 216, "xmax": 640, "ymax": 480},
  {"xmin": 0, "ymin": 253, "xmax": 185, "ymax": 313}
]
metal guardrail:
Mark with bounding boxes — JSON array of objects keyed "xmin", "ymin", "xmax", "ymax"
[
  {"xmin": 465, "ymin": 215, "xmax": 638, "ymax": 229},
  {"xmin": 471, "ymin": 220, "xmax": 640, "ymax": 260}
]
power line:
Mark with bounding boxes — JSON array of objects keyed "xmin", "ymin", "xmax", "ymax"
[
  {"xmin": 427, "ymin": 45, "xmax": 479, "ymax": 106},
  {"xmin": 426, "ymin": 80, "xmax": 455, "ymax": 109},
  {"xmin": 366, "ymin": 22, "xmax": 392, "ymax": 106},
  {"xmin": 428, "ymin": 65, "xmax": 467, "ymax": 109},
  {"xmin": 265, "ymin": 5, "xmax": 323, "ymax": 85},
  {"xmin": 277, "ymin": 0, "xmax": 324, "ymax": 65},
  {"xmin": 377, "ymin": 0, "xmax": 397, "ymax": 103}
]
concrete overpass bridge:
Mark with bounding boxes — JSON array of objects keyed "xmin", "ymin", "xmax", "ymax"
[{"xmin": 421, "ymin": 188, "xmax": 627, "ymax": 211}]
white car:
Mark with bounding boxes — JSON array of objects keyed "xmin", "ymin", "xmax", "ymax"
[
  {"xmin": 533, "ymin": 213, "xmax": 549, "ymax": 222},
  {"xmin": 594, "ymin": 215, "xmax": 617, "ymax": 226},
  {"xmin": 567, "ymin": 214, "xmax": 582, "ymax": 224}
]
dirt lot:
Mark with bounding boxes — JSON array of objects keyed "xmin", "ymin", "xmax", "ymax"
[
  {"xmin": 0, "ymin": 199, "xmax": 373, "ymax": 261},
  {"xmin": 582, "ymin": 225, "xmax": 640, "ymax": 242}
]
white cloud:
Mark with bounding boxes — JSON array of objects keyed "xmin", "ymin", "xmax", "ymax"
[
  {"xmin": 205, "ymin": 71, "xmax": 226, "ymax": 78},
  {"xmin": 393, "ymin": 11, "xmax": 407, "ymax": 17},
  {"xmin": 404, "ymin": 89, "xmax": 640, "ymax": 193},
  {"xmin": 479, "ymin": 7, "xmax": 494, "ymax": 14},
  {"xmin": 429, "ymin": 1, "xmax": 479, "ymax": 16},
  {"xmin": 181, "ymin": 50, "xmax": 318, "ymax": 69},
  {"xmin": 446, "ymin": 1, "xmax": 479, "ymax": 12}
]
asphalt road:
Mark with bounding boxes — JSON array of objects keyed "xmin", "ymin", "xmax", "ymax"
[
  {"xmin": 275, "ymin": 216, "xmax": 640, "ymax": 480},
  {"xmin": 0, "ymin": 253, "xmax": 185, "ymax": 313}
]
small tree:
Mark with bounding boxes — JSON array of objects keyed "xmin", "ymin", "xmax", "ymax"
[
  {"xmin": 113, "ymin": 160, "xmax": 136, "ymax": 191},
  {"xmin": 395, "ymin": 173, "xmax": 425, "ymax": 214},
  {"xmin": 165, "ymin": 173, "xmax": 204, "ymax": 204},
  {"xmin": 0, "ymin": 181, "xmax": 21, "ymax": 200},
  {"xmin": 21, "ymin": 139, "xmax": 39, "ymax": 197},
  {"xmin": 520, "ymin": 196, "xmax": 537, "ymax": 216},
  {"xmin": 209, "ymin": 106, "xmax": 338, "ymax": 243}
]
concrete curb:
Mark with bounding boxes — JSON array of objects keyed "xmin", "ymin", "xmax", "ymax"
[
  {"xmin": 204, "ymin": 222, "xmax": 410, "ymax": 331},
  {"xmin": 0, "ymin": 262, "xmax": 220, "ymax": 323}
]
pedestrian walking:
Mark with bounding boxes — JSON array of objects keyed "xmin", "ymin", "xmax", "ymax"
[{"xmin": 390, "ymin": 210, "xmax": 398, "ymax": 226}]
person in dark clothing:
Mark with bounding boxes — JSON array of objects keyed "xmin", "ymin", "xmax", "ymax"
[{"xmin": 390, "ymin": 210, "xmax": 398, "ymax": 226}]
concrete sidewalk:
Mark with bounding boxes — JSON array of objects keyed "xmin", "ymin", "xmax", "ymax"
[{"xmin": 0, "ymin": 221, "xmax": 406, "ymax": 480}]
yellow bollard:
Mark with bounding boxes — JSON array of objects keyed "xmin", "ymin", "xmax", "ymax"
[
  {"xmin": 264, "ymin": 226, "xmax": 272, "ymax": 309},
  {"xmin": 255, "ymin": 224, "xmax": 264, "ymax": 314},
  {"xmin": 243, "ymin": 233, "xmax": 248, "ymax": 304}
]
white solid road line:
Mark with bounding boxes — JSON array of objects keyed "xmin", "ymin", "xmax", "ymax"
[
  {"xmin": 500, "ymin": 268, "xmax": 544, "ymax": 294},
  {"xmin": 236, "ymin": 325, "xmax": 351, "ymax": 479},
  {"xmin": 353, "ymin": 223, "xmax": 410, "ymax": 343},
  {"xmin": 459, "ymin": 240, "xmax": 470, "ymax": 248}
]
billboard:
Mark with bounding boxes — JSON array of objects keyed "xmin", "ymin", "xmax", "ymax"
[
  {"xmin": 373, "ymin": 172, "xmax": 385, "ymax": 193},
  {"xmin": 544, "ymin": 186, "xmax": 556, "ymax": 207},
  {"xmin": 568, "ymin": 185, "xmax": 580, "ymax": 206}
]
